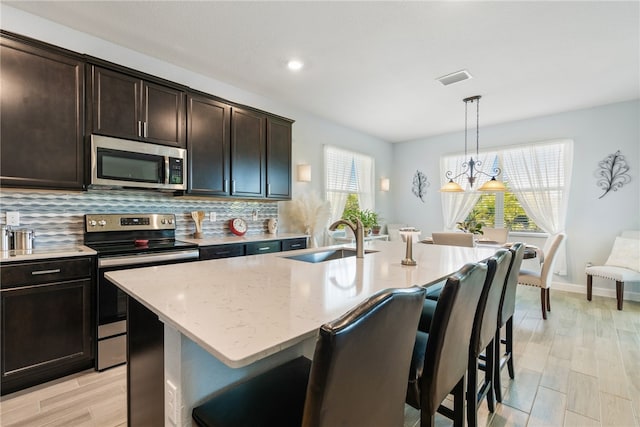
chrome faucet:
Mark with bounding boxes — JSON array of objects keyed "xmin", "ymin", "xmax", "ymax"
[{"xmin": 329, "ymin": 219, "xmax": 365, "ymax": 258}]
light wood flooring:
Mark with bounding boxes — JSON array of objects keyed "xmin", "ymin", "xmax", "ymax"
[{"xmin": 1, "ymin": 286, "xmax": 638, "ymax": 427}]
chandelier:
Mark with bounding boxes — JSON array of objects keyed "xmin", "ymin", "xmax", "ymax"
[{"xmin": 440, "ymin": 95, "xmax": 506, "ymax": 192}]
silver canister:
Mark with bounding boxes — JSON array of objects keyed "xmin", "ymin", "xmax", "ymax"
[
  {"xmin": 13, "ymin": 228, "xmax": 35, "ymax": 251},
  {"xmin": 1, "ymin": 226, "xmax": 12, "ymax": 251}
]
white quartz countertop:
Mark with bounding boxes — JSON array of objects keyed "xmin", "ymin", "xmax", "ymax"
[
  {"xmin": 106, "ymin": 241, "xmax": 496, "ymax": 368},
  {"xmin": 179, "ymin": 233, "xmax": 308, "ymax": 246},
  {"xmin": 0, "ymin": 245, "xmax": 96, "ymax": 263}
]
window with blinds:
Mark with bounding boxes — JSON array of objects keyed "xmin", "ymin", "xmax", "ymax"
[{"xmin": 324, "ymin": 146, "xmax": 374, "ymax": 219}]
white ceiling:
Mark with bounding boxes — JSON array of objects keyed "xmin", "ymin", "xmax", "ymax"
[{"xmin": 6, "ymin": 1, "xmax": 640, "ymax": 142}]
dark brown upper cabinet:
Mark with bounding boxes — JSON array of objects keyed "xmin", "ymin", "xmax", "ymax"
[
  {"xmin": 0, "ymin": 33, "xmax": 84, "ymax": 190},
  {"xmin": 230, "ymin": 107, "xmax": 266, "ymax": 198},
  {"xmin": 187, "ymin": 93, "xmax": 231, "ymax": 196},
  {"xmin": 266, "ymin": 117, "xmax": 292, "ymax": 200},
  {"xmin": 90, "ymin": 65, "xmax": 186, "ymax": 148}
]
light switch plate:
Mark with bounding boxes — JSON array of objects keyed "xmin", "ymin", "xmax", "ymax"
[
  {"xmin": 6, "ymin": 211, "xmax": 20, "ymax": 226},
  {"xmin": 210, "ymin": 212, "xmax": 216, "ymax": 222}
]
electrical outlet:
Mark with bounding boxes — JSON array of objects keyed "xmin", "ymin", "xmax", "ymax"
[
  {"xmin": 210, "ymin": 212, "xmax": 216, "ymax": 222},
  {"xmin": 252, "ymin": 210, "xmax": 258, "ymax": 221},
  {"xmin": 6, "ymin": 211, "xmax": 20, "ymax": 226},
  {"xmin": 166, "ymin": 380, "xmax": 178, "ymax": 424}
]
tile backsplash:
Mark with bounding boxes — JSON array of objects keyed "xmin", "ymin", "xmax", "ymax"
[{"xmin": 0, "ymin": 188, "xmax": 278, "ymax": 248}]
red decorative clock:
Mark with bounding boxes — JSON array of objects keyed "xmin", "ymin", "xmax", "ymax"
[{"xmin": 229, "ymin": 218, "xmax": 248, "ymax": 236}]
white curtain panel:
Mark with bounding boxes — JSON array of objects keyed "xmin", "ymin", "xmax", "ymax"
[
  {"xmin": 502, "ymin": 139, "xmax": 573, "ymax": 275},
  {"xmin": 355, "ymin": 152, "xmax": 374, "ymax": 212}
]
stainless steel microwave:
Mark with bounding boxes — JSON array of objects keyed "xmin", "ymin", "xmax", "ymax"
[{"xmin": 90, "ymin": 135, "xmax": 186, "ymax": 191}]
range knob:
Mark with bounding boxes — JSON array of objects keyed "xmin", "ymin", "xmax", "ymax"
[
  {"xmin": 161, "ymin": 218, "xmax": 166, "ymax": 224},
  {"xmin": 98, "ymin": 220, "xmax": 107, "ymax": 227},
  {"xmin": 88, "ymin": 220, "xmax": 97, "ymax": 227},
  {"xmin": 168, "ymin": 218, "xmax": 174, "ymax": 224}
]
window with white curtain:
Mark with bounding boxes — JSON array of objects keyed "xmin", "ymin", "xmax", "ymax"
[
  {"xmin": 324, "ymin": 145, "xmax": 374, "ymax": 221},
  {"xmin": 441, "ymin": 139, "xmax": 573, "ymax": 238}
]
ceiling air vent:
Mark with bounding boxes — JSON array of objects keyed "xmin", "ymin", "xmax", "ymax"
[{"xmin": 436, "ymin": 70, "xmax": 472, "ymax": 86}]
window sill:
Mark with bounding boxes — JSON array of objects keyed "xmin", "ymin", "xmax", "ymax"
[{"xmin": 509, "ymin": 231, "xmax": 548, "ymax": 238}]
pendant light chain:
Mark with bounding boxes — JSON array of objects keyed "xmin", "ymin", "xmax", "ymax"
[
  {"xmin": 464, "ymin": 99, "xmax": 468, "ymax": 157},
  {"xmin": 475, "ymin": 97, "xmax": 480, "ymax": 157}
]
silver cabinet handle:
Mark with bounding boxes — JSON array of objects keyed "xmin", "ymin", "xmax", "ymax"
[
  {"xmin": 231, "ymin": 180, "xmax": 236, "ymax": 193},
  {"xmin": 32, "ymin": 269, "xmax": 61, "ymax": 275},
  {"xmin": 267, "ymin": 183, "xmax": 271, "ymax": 196},
  {"xmin": 144, "ymin": 121, "xmax": 148, "ymax": 138},
  {"xmin": 258, "ymin": 247, "xmax": 270, "ymax": 251},
  {"xmin": 138, "ymin": 121, "xmax": 142, "ymax": 137},
  {"xmin": 224, "ymin": 179, "xmax": 229, "ymax": 193},
  {"xmin": 290, "ymin": 244, "xmax": 302, "ymax": 248}
]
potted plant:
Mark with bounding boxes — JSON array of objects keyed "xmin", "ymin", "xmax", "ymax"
[
  {"xmin": 456, "ymin": 213, "xmax": 484, "ymax": 236},
  {"xmin": 343, "ymin": 208, "xmax": 379, "ymax": 235}
]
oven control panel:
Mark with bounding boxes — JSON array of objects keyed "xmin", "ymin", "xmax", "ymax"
[{"xmin": 85, "ymin": 214, "xmax": 175, "ymax": 232}]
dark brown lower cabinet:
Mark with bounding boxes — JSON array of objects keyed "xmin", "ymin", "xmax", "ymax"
[{"xmin": 0, "ymin": 258, "xmax": 94, "ymax": 395}]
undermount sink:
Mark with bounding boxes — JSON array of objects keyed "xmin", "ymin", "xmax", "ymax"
[{"xmin": 284, "ymin": 248, "xmax": 378, "ymax": 263}]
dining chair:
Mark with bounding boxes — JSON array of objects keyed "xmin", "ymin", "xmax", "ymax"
[
  {"xmin": 517, "ymin": 232, "xmax": 566, "ymax": 319},
  {"xmin": 482, "ymin": 227, "xmax": 509, "ymax": 244},
  {"xmin": 432, "ymin": 232, "xmax": 475, "ymax": 247},
  {"xmin": 494, "ymin": 242, "xmax": 525, "ymax": 403},
  {"xmin": 585, "ymin": 230, "xmax": 640, "ymax": 310},
  {"xmin": 406, "ymin": 262, "xmax": 488, "ymax": 427},
  {"xmin": 192, "ymin": 286, "xmax": 426, "ymax": 427}
]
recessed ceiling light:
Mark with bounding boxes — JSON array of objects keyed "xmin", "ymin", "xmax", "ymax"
[
  {"xmin": 287, "ymin": 59, "xmax": 304, "ymax": 72},
  {"xmin": 436, "ymin": 70, "xmax": 472, "ymax": 86}
]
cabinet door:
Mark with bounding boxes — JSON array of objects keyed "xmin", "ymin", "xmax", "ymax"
[
  {"xmin": 0, "ymin": 36, "xmax": 84, "ymax": 189},
  {"xmin": 187, "ymin": 94, "xmax": 231, "ymax": 195},
  {"xmin": 199, "ymin": 244, "xmax": 245, "ymax": 260},
  {"xmin": 266, "ymin": 117, "xmax": 292, "ymax": 200},
  {"xmin": 91, "ymin": 66, "xmax": 141, "ymax": 141},
  {"xmin": 143, "ymin": 81, "xmax": 186, "ymax": 148},
  {"xmin": 1, "ymin": 279, "xmax": 93, "ymax": 395},
  {"xmin": 231, "ymin": 108, "xmax": 265, "ymax": 198}
]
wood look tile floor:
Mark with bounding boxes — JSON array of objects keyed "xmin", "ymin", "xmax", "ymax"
[{"xmin": 1, "ymin": 286, "xmax": 638, "ymax": 427}]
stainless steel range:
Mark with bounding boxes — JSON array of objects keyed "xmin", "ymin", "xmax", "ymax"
[{"xmin": 84, "ymin": 213, "xmax": 199, "ymax": 370}]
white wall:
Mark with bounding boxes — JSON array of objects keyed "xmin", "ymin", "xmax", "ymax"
[
  {"xmin": 392, "ymin": 100, "xmax": 640, "ymax": 297},
  {"xmin": 0, "ymin": 5, "xmax": 394, "ymax": 226}
]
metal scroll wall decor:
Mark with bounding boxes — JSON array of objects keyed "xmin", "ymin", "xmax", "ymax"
[
  {"xmin": 596, "ymin": 150, "xmax": 631, "ymax": 199},
  {"xmin": 412, "ymin": 170, "xmax": 430, "ymax": 202}
]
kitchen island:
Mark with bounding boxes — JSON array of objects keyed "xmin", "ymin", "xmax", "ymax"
[{"xmin": 106, "ymin": 240, "xmax": 496, "ymax": 426}]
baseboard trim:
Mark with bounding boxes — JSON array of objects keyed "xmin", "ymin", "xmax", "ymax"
[{"xmin": 553, "ymin": 281, "xmax": 640, "ymax": 303}]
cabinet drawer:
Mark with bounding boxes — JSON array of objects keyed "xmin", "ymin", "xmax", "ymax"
[
  {"xmin": 281, "ymin": 238, "xmax": 307, "ymax": 252},
  {"xmin": 245, "ymin": 241, "xmax": 281, "ymax": 255},
  {"xmin": 1, "ymin": 257, "xmax": 93, "ymax": 288},
  {"xmin": 200, "ymin": 244, "xmax": 245, "ymax": 260}
]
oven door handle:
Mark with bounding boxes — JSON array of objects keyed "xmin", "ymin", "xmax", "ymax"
[{"xmin": 98, "ymin": 249, "xmax": 200, "ymax": 268}]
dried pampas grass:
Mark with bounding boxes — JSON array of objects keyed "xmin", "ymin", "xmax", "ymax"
[{"xmin": 282, "ymin": 192, "xmax": 331, "ymax": 247}]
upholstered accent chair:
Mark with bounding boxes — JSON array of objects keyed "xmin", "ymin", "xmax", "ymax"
[
  {"xmin": 586, "ymin": 230, "xmax": 640, "ymax": 310},
  {"xmin": 432, "ymin": 232, "xmax": 475, "ymax": 247},
  {"xmin": 517, "ymin": 233, "xmax": 566, "ymax": 319},
  {"xmin": 192, "ymin": 286, "xmax": 426, "ymax": 427}
]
